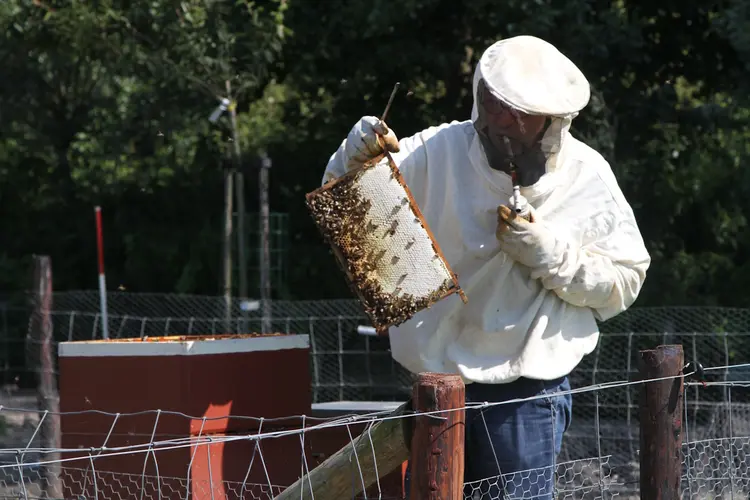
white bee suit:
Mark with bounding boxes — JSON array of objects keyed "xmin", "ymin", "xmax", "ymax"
[{"xmin": 322, "ymin": 36, "xmax": 651, "ymax": 384}]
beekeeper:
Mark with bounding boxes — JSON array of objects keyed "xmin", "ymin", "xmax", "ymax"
[{"xmin": 321, "ymin": 35, "xmax": 650, "ymax": 498}]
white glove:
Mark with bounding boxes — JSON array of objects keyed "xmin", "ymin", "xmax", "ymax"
[
  {"xmin": 495, "ymin": 204, "xmax": 567, "ymax": 272},
  {"xmin": 344, "ymin": 116, "xmax": 400, "ymax": 170}
]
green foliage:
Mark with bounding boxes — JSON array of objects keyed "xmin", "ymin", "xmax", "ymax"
[
  {"xmin": 1, "ymin": 0, "xmax": 749, "ymax": 307},
  {"xmin": 0, "ymin": 0, "xmax": 288, "ymax": 293}
]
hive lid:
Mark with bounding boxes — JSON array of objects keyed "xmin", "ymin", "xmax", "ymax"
[
  {"xmin": 306, "ymin": 153, "xmax": 467, "ymax": 333},
  {"xmin": 58, "ymin": 333, "xmax": 309, "ymax": 356}
]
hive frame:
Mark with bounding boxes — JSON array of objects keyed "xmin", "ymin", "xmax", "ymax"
[{"xmin": 306, "ymin": 151, "xmax": 467, "ymax": 333}]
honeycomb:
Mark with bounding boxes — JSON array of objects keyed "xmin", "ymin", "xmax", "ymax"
[{"xmin": 306, "ymin": 154, "xmax": 466, "ymax": 332}]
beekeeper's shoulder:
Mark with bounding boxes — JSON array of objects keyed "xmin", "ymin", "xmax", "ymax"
[
  {"xmin": 564, "ymin": 134, "xmax": 632, "ymax": 212},
  {"xmin": 414, "ymin": 119, "xmax": 474, "ymax": 152}
]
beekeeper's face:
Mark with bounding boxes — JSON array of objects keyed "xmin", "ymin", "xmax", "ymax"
[
  {"xmin": 473, "ymin": 78, "xmax": 551, "ymax": 184},
  {"xmin": 475, "ymin": 79, "xmax": 547, "ymax": 149}
]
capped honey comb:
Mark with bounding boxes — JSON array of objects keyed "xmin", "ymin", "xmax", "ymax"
[{"xmin": 306, "ymin": 153, "xmax": 467, "ymax": 333}]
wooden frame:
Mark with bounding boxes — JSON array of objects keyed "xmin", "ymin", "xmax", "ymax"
[{"xmin": 306, "ymin": 151, "xmax": 467, "ymax": 333}]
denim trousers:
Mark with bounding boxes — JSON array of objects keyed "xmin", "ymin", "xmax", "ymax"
[{"xmin": 405, "ymin": 376, "xmax": 572, "ymax": 500}]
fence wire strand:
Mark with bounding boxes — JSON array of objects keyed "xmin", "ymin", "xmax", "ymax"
[
  {"xmin": 0, "ymin": 365, "xmax": 745, "ymax": 499},
  {"xmin": 2, "ymin": 292, "xmax": 750, "ymax": 499}
]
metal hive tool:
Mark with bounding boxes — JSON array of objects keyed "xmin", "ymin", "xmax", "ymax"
[{"xmin": 306, "ymin": 151, "xmax": 467, "ymax": 334}]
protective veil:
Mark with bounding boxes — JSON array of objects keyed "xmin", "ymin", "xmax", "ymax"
[
  {"xmin": 322, "ymin": 36, "xmax": 650, "ymax": 385},
  {"xmin": 471, "ymin": 36, "xmax": 591, "ymax": 185},
  {"xmin": 473, "ymin": 78, "xmax": 550, "ymax": 185}
]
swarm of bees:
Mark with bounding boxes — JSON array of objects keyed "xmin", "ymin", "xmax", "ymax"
[{"xmin": 359, "ymin": 277, "xmax": 455, "ymax": 328}]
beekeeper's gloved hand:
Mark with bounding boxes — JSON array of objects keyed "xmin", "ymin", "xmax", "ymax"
[
  {"xmin": 345, "ymin": 116, "xmax": 400, "ymax": 171},
  {"xmin": 496, "ymin": 204, "xmax": 568, "ymax": 273}
]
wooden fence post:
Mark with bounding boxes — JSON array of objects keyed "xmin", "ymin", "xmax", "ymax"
[
  {"xmin": 409, "ymin": 372, "xmax": 466, "ymax": 499},
  {"xmin": 638, "ymin": 344, "xmax": 684, "ymax": 500},
  {"xmin": 277, "ymin": 372, "xmax": 465, "ymax": 499},
  {"xmin": 29, "ymin": 255, "xmax": 63, "ymax": 498}
]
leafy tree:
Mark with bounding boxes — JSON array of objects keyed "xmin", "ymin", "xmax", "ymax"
[
  {"xmin": 1, "ymin": 0, "xmax": 749, "ymax": 310},
  {"xmin": 0, "ymin": 0, "xmax": 289, "ymax": 294}
]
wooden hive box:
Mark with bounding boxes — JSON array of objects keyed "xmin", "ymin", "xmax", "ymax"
[
  {"xmin": 306, "ymin": 153, "xmax": 466, "ymax": 333},
  {"xmin": 57, "ymin": 334, "xmax": 312, "ymax": 500}
]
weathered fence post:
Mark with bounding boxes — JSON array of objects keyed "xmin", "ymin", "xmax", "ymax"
[
  {"xmin": 277, "ymin": 373, "xmax": 465, "ymax": 499},
  {"xmin": 29, "ymin": 255, "xmax": 63, "ymax": 498},
  {"xmin": 409, "ymin": 372, "xmax": 466, "ymax": 499},
  {"xmin": 639, "ymin": 344, "xmax": 684, "ymax": 500}
]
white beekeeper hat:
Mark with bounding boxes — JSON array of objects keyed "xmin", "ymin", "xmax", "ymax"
[{"xmin": 473, "ymin": 35, "xmax": 591, "ymax": 118}]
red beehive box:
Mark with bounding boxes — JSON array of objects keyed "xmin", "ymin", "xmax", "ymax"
[
  {"xmin": 59, "ymin": 334, "xmax": 310, "ymax": 435},
  {"xmin": 58, "ymin": 334, "xmax": 311, "ymax": 499}
]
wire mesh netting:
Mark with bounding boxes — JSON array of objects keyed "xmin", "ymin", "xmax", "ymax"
[
  {"xmin": 463, "ymin": 456, "xmax": 613, "ymax": 500},
  {"xmin": 683, "ymin": 435, "xmax": 750, "ymax": 500},
  {"xmin": 0, "ymin": 466, "xmax": 286, "ymax": 500},
  {"xmin": 232, "ymin": 211, "xmax": 290, "ymax": 295},
  {"xmin": 461, "ymin": 384, "xmax": 750, "ymax": 500},
  {"xmin": 0, "ymin": 379, "xmax": 747, "ymax": 499},
  {"xmin": 2, "ymin": 291, "xmax": 750, "ymax": 499}
]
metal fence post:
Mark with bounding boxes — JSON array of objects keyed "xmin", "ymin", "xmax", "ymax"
[
  {"xmin": 409, "ymin": 372, "xmax": 466, "ymax": 499},
  {"xmin": 639, "ymin": 344, "xmax": 684, "ymax": 500}
]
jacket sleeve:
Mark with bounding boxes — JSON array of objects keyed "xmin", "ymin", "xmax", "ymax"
[
  {"xmin": 533, "ymin": 206, "xmax": 651, "ymax": 322},
  {"xmin": 320, "ymin": 125, "xmax": 430, "ymax": 189}
]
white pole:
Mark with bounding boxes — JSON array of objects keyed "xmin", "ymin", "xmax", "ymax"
[{"xmin": 94, "ymin": 206, "xmax": 109, "ymax": 339}]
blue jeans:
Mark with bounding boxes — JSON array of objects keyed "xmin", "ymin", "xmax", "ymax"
[{"xmin": 405, "ymin": 376, "xmax": 572, "ymax": 500}]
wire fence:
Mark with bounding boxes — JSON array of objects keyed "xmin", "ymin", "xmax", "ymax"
[
  {"xmin": 2, "ymin": 291, "xmax": 750, "ymax": 483},
  {"xmin": 0, "ymin": 366, "xmax": 746, "ymax": 499},
  {"xmin": 0, "ymin": 467, "xmax": 285, "ymax": 500}
]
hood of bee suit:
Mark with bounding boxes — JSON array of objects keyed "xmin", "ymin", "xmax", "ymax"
[{"xmin": 470, "ymin": 35, "xmax": 591, "ymax": 178}]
